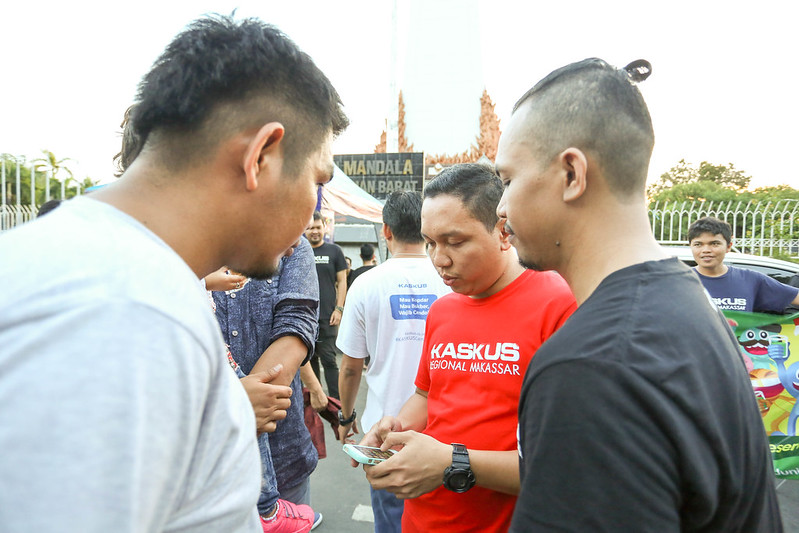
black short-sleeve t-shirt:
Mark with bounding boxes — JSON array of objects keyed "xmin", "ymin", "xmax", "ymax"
[
  {"xmin": 512, "ymin": 258, "xmax": 782, "ymax": 532},
  {"xmin": 311, "ymin": 241, "xmax": 347, "ymax": 322}
]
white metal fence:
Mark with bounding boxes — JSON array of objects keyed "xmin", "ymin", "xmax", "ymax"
[
  {"xmin": 5, "ymin": 152, "xmax": 799, "ymax": 260},
  {"xmin": 1, "ymin": 205, "xmax": 36, "ymax": 230},
  {"xmin": 649, "ymin": 199, "xmax": 799, "ymax": 258},
  {"xmin": 1, "ymin": 156, "xmax": 84, "ymax": 232}
]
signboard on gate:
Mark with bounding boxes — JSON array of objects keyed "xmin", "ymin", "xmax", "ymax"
[{"xmin": 334, "ymin": 153, "xmax": 425, "ymax": 200}]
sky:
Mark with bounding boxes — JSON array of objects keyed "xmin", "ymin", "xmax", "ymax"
[{"xmin": 1, "ymin": 0, "xmax": 797, "ymax": 190}]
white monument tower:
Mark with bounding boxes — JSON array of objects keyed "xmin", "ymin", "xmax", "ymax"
[{"xmin": 387, "ymin": 0, "xmax": 484, "ymax": 156}]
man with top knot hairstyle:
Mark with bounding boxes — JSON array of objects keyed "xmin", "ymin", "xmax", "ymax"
[{"xmin": 496, "ymin": 58, "xmax": 781, "ymax": 531}]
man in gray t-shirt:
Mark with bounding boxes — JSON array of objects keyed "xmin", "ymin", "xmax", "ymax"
[{"xmin": 0, "ymin": 15, "xmax": 347, "ymax": 532}]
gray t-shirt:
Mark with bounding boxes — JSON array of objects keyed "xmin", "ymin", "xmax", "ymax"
[{"xmin": 0, "ymin": 197, "xmax": 261, "ymax": 532}]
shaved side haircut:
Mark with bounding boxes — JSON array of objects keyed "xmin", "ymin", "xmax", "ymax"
[{"xmin": 513, "ymin": 58, "xmax": 654, "ymax": 198}]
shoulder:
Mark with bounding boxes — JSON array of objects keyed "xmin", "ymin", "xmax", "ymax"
[
  {"xmin": 352, "ymin": 264, "xmax": 379, "ymax": 284},
  {"xmin": 515, "ymin": 270, "xmax": 575, "ymax": 302},
  {"xmin": 346, "ymin": 263, "xmax": 388, "ymax": 297},
  {"xmin": 725, "ymin": 265, "xmax": 770, "ymax": 285},
  {"xmin": 322, "ymin": 242, "xmax": 347, "ymax": 266},
  {"xmin": 3, "ymin": 199, "xmax": 215, "ymax": 340},
  {"xmin": 727, "ymin": 265, "xmax": 757, "ymax": 279},
  {"xmin": 328, "ymin": 242, "xmax": 345, "ymax": 256},
  {"xmin": 524, "ymin": 269, "xmax": 569, "ymax": 288},
  {"xmin": 284, "ymin": 237, "xmax": 315, "ymax": 269},
  {"xmin": 428, "ymin": 290, "xmax": 462, "ymax": 312}
]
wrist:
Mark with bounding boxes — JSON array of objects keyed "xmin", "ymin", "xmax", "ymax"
[
  {"xmin": 335, "ymin": 305, "xmax": 344, "ymax": 313},
  {"xmin": 338, "ymin": 408, "xmax": 357, "ymax": 425},
  {"xmin": 443, "ymin": 443, "xmax": 476, "ymax": 492}
]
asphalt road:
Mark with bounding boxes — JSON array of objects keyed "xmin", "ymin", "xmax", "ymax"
[
  {"xmin": 309, "ymin": 360, "xmax": 374, "ymax": 532},
  {"xmin": 307, "ymin": 354, "xmax": 799, "ymax": 532},
  {"xmin": 777, "ymin": 479, "xmax": 799, "ymax": 531}
]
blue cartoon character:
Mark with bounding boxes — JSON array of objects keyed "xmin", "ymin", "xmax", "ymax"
[{"xmin": 768, "ymin": 335, "xmax": 799, "ymax": 436}]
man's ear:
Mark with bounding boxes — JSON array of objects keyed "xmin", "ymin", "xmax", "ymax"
[
  {"xmin": 495, "ymin": 218, "xmax": 512, "ymax": 251},
  {"xmin": 242, "ymin": 122, "xmax": 285, "ymax": 192},
  {"xmin": 382, "ymin": 223, "xmax": 393, "ymax": 241},
  {"xmin": 560, "ymin": 148, "xmax": 588, "ymax": 203},
  {"xmin": 726, "ymin": 240, "xmax": 733, "ymax": 253}
]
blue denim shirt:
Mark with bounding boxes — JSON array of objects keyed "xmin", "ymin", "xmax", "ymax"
[{"xmin": 213, "ymin": 237, "xmax": 320, "ymax": 490}]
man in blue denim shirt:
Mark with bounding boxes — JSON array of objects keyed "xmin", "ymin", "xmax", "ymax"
[{"xmin": 214, "ymin": 237, "xmax": 323, "ymax": 532}]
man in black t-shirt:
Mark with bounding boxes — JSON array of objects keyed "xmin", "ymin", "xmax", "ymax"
[
  {"xmin": 305, "ymin": 210, "xmax": 347, "ymax": 399},
  {"xmin": 347, "ymin": 243, "xmax": 377, "ymax": 289},
  {"xmin": 496, "ymin": 59, "xmax": 782, "ymax": 531}
]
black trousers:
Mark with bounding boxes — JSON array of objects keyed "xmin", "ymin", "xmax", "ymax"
[{"xmin": 311, "ymin": 324, "xmax": 339, "ymax": 399}]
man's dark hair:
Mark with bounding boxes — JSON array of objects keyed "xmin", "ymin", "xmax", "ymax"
[
  {"xmin": 359, "ymin": 243, "xmax": 375, "ymax": 260},
  {"xmin": 113, "ymin": 105, "xmax": 141, "ymax": 176},
  {"xmin": 688, "ymin": 217, "xmax": 733, "ymax": 244},
  {"xmin": 513, "ymin": 58, "xmax": 654, "ymax": 198},
  {"xmin": 423, "ymin": 164, "xmax": 502, "ymax": 232},
  {"xmin": 37, "ymin": 199, "xmax": 62, "ymax": 217},
  {"xmin": 382, "ymin": 190, "xmax": 424, "ymax": 243},
  {"xmin": 129, "ymin": 15, "xmax": 348, "ymax": 174},
  {"xmin": 311, "ymin": 210, "xmax": 323, "ymax": 223}
]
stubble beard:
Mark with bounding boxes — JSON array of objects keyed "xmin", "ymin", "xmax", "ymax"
[
  {"xmin": 518, "ymin": 256, "xmax": 545, "ymax": 272},
  {"xmin": 236, "ymin": 260, "xmax": 279, "ymax": 281}
]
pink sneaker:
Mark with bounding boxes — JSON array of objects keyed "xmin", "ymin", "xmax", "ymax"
[{"xmin": 260, "ymin": 499, "xmax": 315, "ymax": 533}]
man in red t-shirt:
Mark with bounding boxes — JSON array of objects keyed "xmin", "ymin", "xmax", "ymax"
[{"xmin": 358, "ymin": 164, "xmax": 576, "ymax": 532}]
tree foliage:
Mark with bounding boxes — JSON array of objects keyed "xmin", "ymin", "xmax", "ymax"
[
  {"xmin": 1, "ymin": 151, "xmax": 97, "ymax": 206},
  {"xmin": 649, "ymin": 160, "xmax": 799, "ymax": 205},
  {"xmin": 648, "ymin": 160, "xmax": 799, "ymax": 256},
  {"xmin": 648, "ymin": 159, "xmax": 753, "ymax": 199}
]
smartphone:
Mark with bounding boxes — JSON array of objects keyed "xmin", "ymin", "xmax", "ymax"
[{"xmin": 343, "ymin": 444, "xmax": 396, "ymax": 465}]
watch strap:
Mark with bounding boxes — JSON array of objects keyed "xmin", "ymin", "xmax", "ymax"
[
  {"xmin": 338, "ymin": 408, "xmax": 356, "ymax": 425},
  {"xmin": 451, "ymin": 443, "xmax": 470, "ymax": 468},
  {"xmin": 442, "ymin": 442, "xmax": 475, "ymax": 492}
]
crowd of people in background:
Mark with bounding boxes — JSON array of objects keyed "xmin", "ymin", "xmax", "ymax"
[{"xmin": 0, "ymin": 13, "xmax": 790, "ymax": 533}]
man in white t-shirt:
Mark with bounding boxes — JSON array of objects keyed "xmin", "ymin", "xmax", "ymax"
[
  {"xmin": 0, "ymin": 15, "xmax": 348, "ymax": 533},
  {"xmin": 337, "ymin": 190, "xmax": 450, "ymax": 533}
]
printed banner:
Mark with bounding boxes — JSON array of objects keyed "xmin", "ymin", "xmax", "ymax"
[{"xmin": 725, "ymin": 310, "xmax": 799, "ymax": 479}]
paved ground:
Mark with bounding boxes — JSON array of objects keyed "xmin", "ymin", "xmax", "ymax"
[
  {"xmin": 307, "ymin": 354, "xmax": 799, "ymax": 531},
  {"xmin": 309, "ymin": 358, "xmax": 374, "ymax": 532},
  {"xmin": 777, "ymin": 479, "xmax": 799, "ymax": 531}
]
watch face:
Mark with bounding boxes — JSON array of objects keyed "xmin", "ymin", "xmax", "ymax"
[
  {"xmin": 444, "ymin": 468, "xmax": 475, "ymax": 493},
  {"xmin": 449, "ymin": 472, "xmax": 470, "ymax": 490}
]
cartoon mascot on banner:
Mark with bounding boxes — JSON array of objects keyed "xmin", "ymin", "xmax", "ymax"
[{"xmin": 728, "ymin": 312, "xmax": 799, "ymax": 479}]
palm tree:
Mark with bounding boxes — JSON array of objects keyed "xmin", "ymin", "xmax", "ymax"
[{"xmin": 33, "ymin": 150, "xmax": 74, "ymax": 201}]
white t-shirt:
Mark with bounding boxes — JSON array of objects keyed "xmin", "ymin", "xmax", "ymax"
[
  {"xmin": 0, "ymin": 197, "xmax": 261, "ymax": 532},
  {"xmin": 336, "ymin": 257, "xmax": 450, "ymax": 432}
]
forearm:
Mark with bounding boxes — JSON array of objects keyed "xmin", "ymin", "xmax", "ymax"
[
  {"xmin": 250, "ymin": 335, "xmax": 307, "ymax": 387},
  {"xmin": 300, "ymin": 364, "xmax": 324, "ymax": 394},
  {"xmin": 339, "ymin": 355, "xmax": 364, "ymax": 418},
  {"xmin": 335, "ymin": 272, "xmax": 347, "ymax": 308},
  {"xmin": 469, "ymin": 449, "xmax": 520, "ymax": 495},
  {"xmin": 396, "ymin": 389, "xmax": 429, "ymax": 433}
]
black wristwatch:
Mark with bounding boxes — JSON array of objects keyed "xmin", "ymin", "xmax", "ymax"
[
  {"xmin": 442, "ymin": 443, "xmax": 476, "ymax": 493},
  {"xmin": 338, "ymin": 408, "xmax": 356, "ymax": 425}
]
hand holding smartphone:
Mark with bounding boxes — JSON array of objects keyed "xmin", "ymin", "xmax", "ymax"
[{"xmin": 343, "ymin": 444, "xmax": 396, "ymax": 465}]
